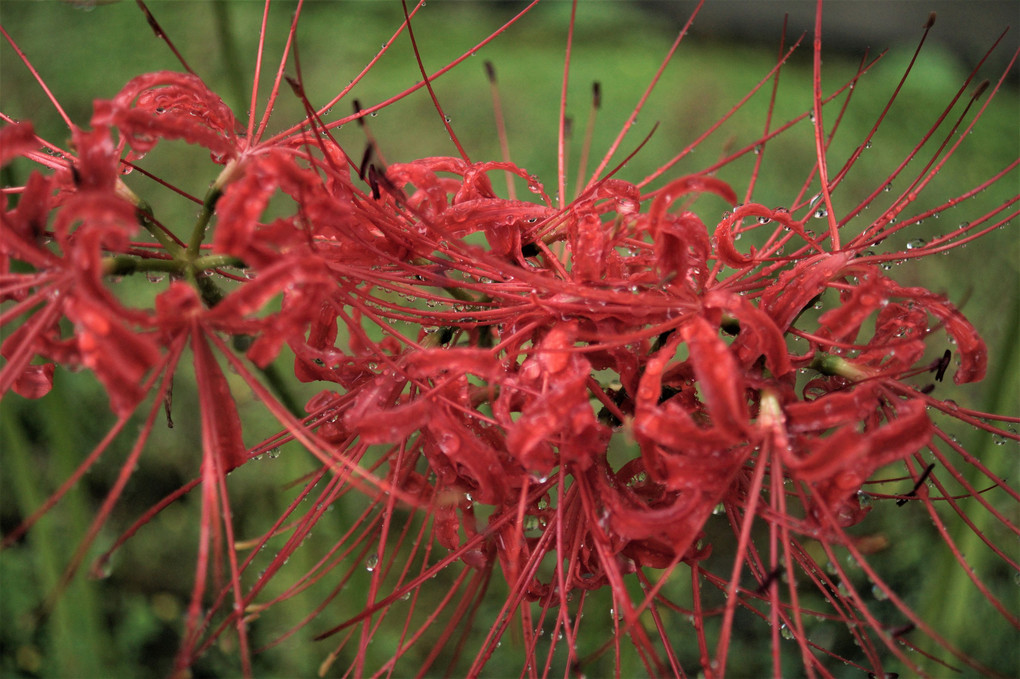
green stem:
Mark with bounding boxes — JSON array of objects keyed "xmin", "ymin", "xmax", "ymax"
[
  {"xmin": 102, "ymin": 255, "xmax": 183, "ymax": 277},
  {"xmin": 193, "ymin": 254, "xmax": 246, "ymax": 270},
  {"xmin": 186, "ymin": 184, "xmax": 224, "ymax": 259},
  {"xmin": 135, "ymin": 201, "xmax": 185, "ymax": 258}
]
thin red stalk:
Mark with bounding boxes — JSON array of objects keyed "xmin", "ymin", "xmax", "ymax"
[
  {"xmin": 810, "ymin": 0, "xmax": 840, "ymax": 250},
  {"xmin": 742, "ymin": 15, "xmax": 787, "ymax": 204},
  {"xmin": 574, "ymin": 81, "xmax": 600, "ymax": 201},
  {"xmin": 555, "ymin": 0, "xmax": 579, "ymax": 208},
  {"xmin": 400, "ymin": 0, "xmax": 470, "ymax": 163},
  {"xmin": 467, "ymin": 508, "xmax": 561, "ymax": 673},
  {"xmin": 917, "ymin": 462, "xmax": 1020, "ymax": 617},
  {"xmin": 246, "ymin": 0, "xmax": 272, "ymax": 141},
  {"xmin": 135, "ymin": 0, "xmax": 196, "ymax": 74},
  {"xmin": 589, "ymin": 0, "xmax": 705, "ymax": 186},
  {"xmin": 484, "ymin": 61, "xmax": 516, "ymax": 199},
  {"xmin": 814, "ymin": 496, "xmax": 1001, "ymax": 677},
  {"xmin": 252, "ymin": 0, "xmax": 306, "ymax": 144},
  {"xmin": 711, "ymin": 445, "xmax": 769, "ymax": 677},
  {"xmin": 0, "ymin": 25, "xmax": 73, "ymax": 129},
  {"xmin": 851, "ymin": 40, "xmax": 1015, "ymax": 239}
]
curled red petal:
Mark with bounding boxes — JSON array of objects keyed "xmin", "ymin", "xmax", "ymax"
[
  {"xmin": 424, "ymin": 414, "xmax": 508, "ymax": 505},
  {"xmin": 71, "ymin": 124, "xmax": 119, "ymax": 192},
  {"xmin": 783, "ymin": 383, "xmax": 880, "ymax": 433},
  {"xmin": 704, "ymin": 289, "xmax": 791, "ymax": 376},
  {"xmin": 760, "ymin": 251, "xmax": 853, "ymax": 331},
  {"xmin": 654, "ymin": 211, "xmax": 711, "ymax": 292},
  {"xmin": 404, "ymin": 347, "xmax": 504, "ymax": 382},
  {"xmin": 11, "ymin": 362, "xmax": 55, "ymax": 399},
  {"xmin": 93, "ymin": 71, "xmax": 240, "ymax": 162},
  {"xmin": 889, "ymin": 282, "xmax": 987, "ymax": 384},
  {"xmin": 649, "ymin": 176, "xmax": 738, "ymax": 231},
  {"xmin": 681, "ymin": 315, "xmax": 749, "ymax": 433}
]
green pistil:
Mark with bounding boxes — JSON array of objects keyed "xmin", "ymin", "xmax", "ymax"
[{"xmin": 810, "ymin": 353, "xmax": 870, "ymax": 381}]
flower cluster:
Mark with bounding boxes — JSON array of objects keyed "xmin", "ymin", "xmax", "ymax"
[{"xmin": 2, "ymin": 2, "xmax": 1017, "ymax": 677}]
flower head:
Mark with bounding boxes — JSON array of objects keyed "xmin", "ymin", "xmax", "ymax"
[{"xmin": 1, "ymin": 2, "xmax": 1017, "ymax": 677}]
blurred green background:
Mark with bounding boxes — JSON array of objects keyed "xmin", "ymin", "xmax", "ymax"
[{"xmin": 1, "ymin": 1, "xmax": 1017, "ymax": 677}]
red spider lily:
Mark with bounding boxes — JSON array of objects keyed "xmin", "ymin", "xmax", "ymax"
[{"xmin": 1, "ymin": 1, "xmax": 1018, "ymax": 677}]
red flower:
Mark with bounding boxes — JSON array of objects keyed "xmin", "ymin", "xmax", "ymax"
[{"xmin": 1, "ymin": 2, "xmax": 1016, "ymax": 678}]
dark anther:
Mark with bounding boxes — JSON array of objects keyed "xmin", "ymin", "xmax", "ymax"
[
  {"xmin": 888, "ymin": 623, "xmax": 915, "ymax": 638},
  {"xmin": 358, "ymin": 144, "xmax": 373, "ymax": 181},
  {"xmin": 370, "ymin": 167, "xmax": 402, "ymax": 201},
  {"xmin": 919, "ymin": 384, "xmax": 935, "ymax": 395},
  {"xmin": 934, "ymin": 349, "xmax": 951, "ymax": 382},
  {"xmin": 70, "ymin": 164, "xmax": 81, "ymax": 187},
  {"xmin": 563, "ymin": 116, "xmax": 573, "ymax": 139},
  {"xmin": 163, "ymin": 385, "xmax": 174, "ymax": 429},
  {"xmin": 437, "ymin": 326, "xmax": 455, "ymax": 346},
  {"xmin": 755, "ymin": 565, "xmax": 784, "ymax": 595},
  {"xmin": 367, "ymin": 165, "xmax": 381, "ymax": 200},
  {"xmin": 353, "ymin": 98, "xmax": 366, "ymax": 126},
  {"xmin": 521, "ymin": 241, "xmax": 540, "ymax": 258},
  {"xmin": 896, "ymin": 463, "xmax": 935, "ymax": 506},
  {"xmin": 867, "ymin": 674, "xmax": 898, "ymax": 679},
  {"xmin": 284, "ymin": 74, "xmax": 303, "ymax": 96},
  {"xmin": 484, "ymin": 60, "xmax": 496, "ymax": 83},
  {"xmin": 592, "ymin": 81, "xmax": 602, "ymax": 109},
  {"xmin": 972, "ymin": 79, "xmax": 990, "ymax": 99},
  {"xmin": 924, "ymin": 11, "xmax": 936, "ymax": 29}
]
